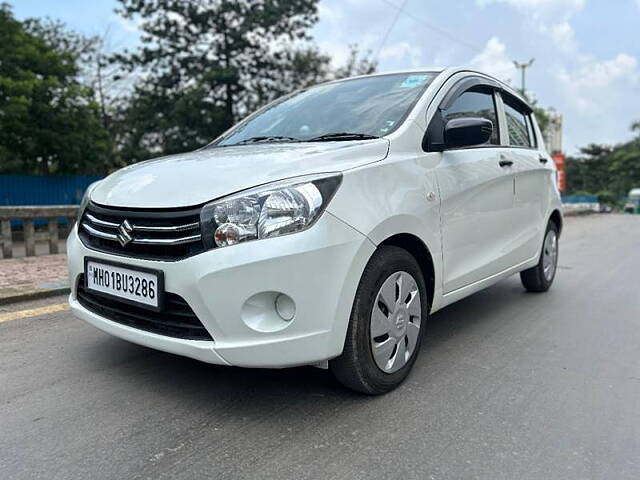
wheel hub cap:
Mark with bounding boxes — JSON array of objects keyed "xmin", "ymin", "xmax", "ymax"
[
  {"xmin": 394, "ymin": 309, "xmax": 407, "ymax": 332},
  {"xmin": 542, "ymin": 230, "xmax": 558, "ymax": 282},
  {"xmin": 370, "ymin": 271, "xmax": 422, "ymax": 374}
]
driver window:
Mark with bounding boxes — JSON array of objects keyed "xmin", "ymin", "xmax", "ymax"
[{"xmin": 442, "ymin": 90, "xmax": 499, "ymax": 145}]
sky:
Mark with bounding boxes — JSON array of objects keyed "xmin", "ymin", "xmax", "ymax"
[{"xmin": 12, "ymin": 0, "xmax": 640, "ymax": 154}]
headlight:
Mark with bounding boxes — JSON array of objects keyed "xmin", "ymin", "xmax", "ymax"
[
  {"xmin": 77, "ymin": 181, "xmax": 100, "ymax": 222},
  {"xmin": 200, "ymin": 173, "xmax": 342, "ymax": 248}
]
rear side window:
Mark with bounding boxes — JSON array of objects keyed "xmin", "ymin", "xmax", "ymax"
[
  {"xmin": 503, "ymin": 96, "xmax": 533, "ymax": 147},
  {"xmin": 526, "ymin": 115, "xmax": 537, "ymax": 147},
  {"xmin": 442, "ymin": 90, "xmax": 499, "ymax": 145}
]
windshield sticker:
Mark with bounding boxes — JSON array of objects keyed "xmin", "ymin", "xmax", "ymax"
[
  {"xmin": 380, "ymin": 120, "xmax": 396, "ymax": 134},
  {"xmin": 400, "ymin": 75, "xmax": 429, "ymax": 88}
]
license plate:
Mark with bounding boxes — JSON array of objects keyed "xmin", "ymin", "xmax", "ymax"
[{"xmin": 84, "ymin": 258, "xmax": 164, "ymax": 311}]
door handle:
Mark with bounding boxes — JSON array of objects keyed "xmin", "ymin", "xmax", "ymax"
[
  {"xmin": 499, "ymin": 159, "xmax": 514, "ymax": 167},
  {"xmin": 539, "ymin": 156, "xmax": 549, "ymax": 164}
]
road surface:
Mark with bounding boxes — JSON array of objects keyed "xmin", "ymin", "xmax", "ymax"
[{"xmin": 1, "ymin": 214, "xmax": 639, "ymax": 479}]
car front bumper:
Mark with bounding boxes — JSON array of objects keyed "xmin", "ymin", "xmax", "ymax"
[{"xmin": 67, "ymin": 212, "xmax": 375, "ymax": 368}]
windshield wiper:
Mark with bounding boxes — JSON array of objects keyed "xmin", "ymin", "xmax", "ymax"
[
  {"xmin": 307, "ymin": 132, "xmax": 380, "ymax": 142},
  {"xmin": 234, "ymin": 135, "xmax": 300, "ymax": 145}
]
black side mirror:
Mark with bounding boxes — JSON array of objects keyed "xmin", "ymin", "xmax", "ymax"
[{"xmin": 444, "ymin": 117, "xmax": 493, "ymax": 149}]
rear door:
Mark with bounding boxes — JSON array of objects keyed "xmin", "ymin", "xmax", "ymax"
[
  {"xmin": 435, "ymin": 86, "xmax": 518, "ymax": 294},
  {"xmin": 498, "ymin": 92, "xmax": 553, "ymax": 262}
]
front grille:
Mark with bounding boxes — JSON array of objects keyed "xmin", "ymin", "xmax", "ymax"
[
  {"xmin": 79, "ymin": 202, "xmax": 205, "ymax": 261},
  {"xmin": 76, "ymin": 275, "xmax": 213, "ymax": 341}
]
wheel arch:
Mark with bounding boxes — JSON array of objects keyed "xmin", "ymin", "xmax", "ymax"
[
  {"xmin": 378, "ymin": 233, "xmax": 436, "ymax": 312},
  {"xmin": 549, "ymin": 209, "xmax": 563, "ymax": 236}
]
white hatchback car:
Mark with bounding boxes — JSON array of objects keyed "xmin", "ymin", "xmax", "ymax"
[{"xmin": 68, "ymin": 68, "xmax": 562, "ymax": 394}]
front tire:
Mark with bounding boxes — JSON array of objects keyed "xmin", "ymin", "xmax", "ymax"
[
  {"xmin": 330, "ymin": 246, "xmax": 428, "ymax": 395},
  {"xmin": 520, "ymin": 221, "xmax": 559, "ymax": 292}
]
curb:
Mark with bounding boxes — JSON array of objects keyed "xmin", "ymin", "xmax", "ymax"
[
  {"xmin": 0, "ymin": 285, "xmax": 70, "ymax": 306},
  {"xmin": 563, "ymin": 209, "xmax": 595, "ymax": 217}
]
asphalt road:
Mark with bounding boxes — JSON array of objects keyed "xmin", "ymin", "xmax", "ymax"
[{"xmin": 1, "ymin": 214, "xmax": 639, "ymax": 480}]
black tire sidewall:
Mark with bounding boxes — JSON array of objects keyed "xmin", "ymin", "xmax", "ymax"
[
  {"xmin": 521, "ymin": 220, "xmax": 559, "ymax": 292},
  {"xmin": 345, "ymin": 246, "xmax": 428, "ymax": 393},
  {"xmin": 538, "ymin": 222, "xmax": 559, "ymax": 289}
]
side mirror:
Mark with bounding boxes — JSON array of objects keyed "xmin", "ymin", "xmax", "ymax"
[{"xmin": 444, "ymin": 117, "xmax": 493, "ymax": 149}]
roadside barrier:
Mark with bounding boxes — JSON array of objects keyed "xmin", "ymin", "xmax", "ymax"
[{"xmin": 0, "ymin": 206, "xmax": 78, "ymax": 258}]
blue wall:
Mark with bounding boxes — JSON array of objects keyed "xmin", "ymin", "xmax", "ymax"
[
  {"xmin": 562, "ymin": 195, "xmax": 599, "ymax": 204},
  {"xmin": 0, "ymin": 174, "xmax": 103, "ymax": 206},
  {"xmin": 0, "ymin": 175, "xmax": 103, "ymax": 227}
]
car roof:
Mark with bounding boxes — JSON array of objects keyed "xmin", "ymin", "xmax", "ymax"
[{"xmin": 333, "ymin": 67, "xmax": 531, "ymax": 108}]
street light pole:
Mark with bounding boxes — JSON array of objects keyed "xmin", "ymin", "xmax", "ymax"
[{"xmin": 513, "ymin": 58, "xmax": 535, "ymax": 95}]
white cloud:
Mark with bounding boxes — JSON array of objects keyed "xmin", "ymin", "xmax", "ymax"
[
  {"xmin": 477, "ymin": 0, "xmax": 584, "ymax": 51},
  {"xmin": 312, "ymin": 0, "xmax": 639, "ymax": 152},
  {"xmin": 476, "ymin": 0, "xmax": 585, "ymax": 19},
  {"xmin": 555, "ymin": 52, "xmax": 640, "ymax": 149},
  {"xmin": 317, "ymin": 31, "xmax": 379, "ymax": 69},
  {"xmin": 112, "ymin": 14, "xmax": 142, "ymax": 33},
  {"xmin": 317, "ymin": 3, "xmax": 344, "ymax": 25},
  {"xmin": 317, "ymin": 40, "xmax": 351, "ymax": 67},
  {"xmin": 379, "ymin": 42, "xmax": 423, "ymax": 68},
  {"xmin": 559, "ymin": 53, "xmax": 639, "ymax": 94},
  {"xmin": 470, "ymin": 37, "xmax": 517, "ymax": 83},
  {"xmin": 547, "ymin": 21, "xmax": 577, "ymax": 52}
]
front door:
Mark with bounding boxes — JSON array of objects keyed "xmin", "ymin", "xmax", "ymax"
[{"xmin": 435, "ymin": 88, "xmax": 517, "ymax": 294}]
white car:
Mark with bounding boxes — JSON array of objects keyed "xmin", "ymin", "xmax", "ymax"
[{"xmin": 68, "ymin": 68, "xmax": 562, "ymax": 394}]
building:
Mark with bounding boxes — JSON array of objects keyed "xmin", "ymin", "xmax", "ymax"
[{"xmin": 543, "ymin": 108, "xmax": 563, "ymax": 154}]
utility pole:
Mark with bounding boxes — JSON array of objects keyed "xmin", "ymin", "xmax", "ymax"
[{"xmin": 513, "ymin": 58, "xmax": 535, "ymax": 95}]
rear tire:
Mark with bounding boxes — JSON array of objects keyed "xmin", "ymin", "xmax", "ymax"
[
  {"xmin": 330, "ymin": 246, "xmax": 428, "ymax": 395},
  {"xmin": 520, "ymin": 221, "xmax": 559, "ymax": 292}
]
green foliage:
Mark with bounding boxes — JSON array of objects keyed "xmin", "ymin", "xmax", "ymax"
[
  {"xmin": 595, "ymin": 190, "xmax": 617, "ymax": 208},
  {"xmin": 113, "ymin": 0, "xmax": 330, "ymax": 161},
  {"xmin": 0, "ymin": 3, "xmax": 111, "ymax": 175},
  {"xmin": 1, "ymin": 1, "xmax": 380, "ymax": 172},
  {"xmin": 564, "ymin": 124, "xmax": 640, "ymax": 207}
]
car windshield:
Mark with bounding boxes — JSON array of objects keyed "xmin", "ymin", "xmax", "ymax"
[{"xmin": 215, "ymin": 72, "xmax": 438, "ymax": 146}]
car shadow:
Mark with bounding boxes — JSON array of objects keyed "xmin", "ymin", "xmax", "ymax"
[
  {"xmin": 422, "ymin": 276, "xmax": 532, "ymax": 349},
  {"xmin": 84, "ymin": 276, "xmax": 536, "ymax": 406}
]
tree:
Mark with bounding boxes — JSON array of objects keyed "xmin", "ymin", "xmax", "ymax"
[
  {"xmin": 113, "ymin": 0, "xmax": 329, "ymax": 161},
  {"xmin": 564, "ymin": 122, "xmax": 640, "ymax": 207},
  {"xmin": 333, "ymin": 44, "xmax": 377, "ymax": 80},
  {"xmin": 0, "ymin": 4, "xmax": 111, "ymax": 175},
  {"xmin": 564, "ymin": 144, "xmax": 613, "ymax": 195},
  {"xmin": 608, "ymin": 124, "xmax": 640, "ymax": 201}
]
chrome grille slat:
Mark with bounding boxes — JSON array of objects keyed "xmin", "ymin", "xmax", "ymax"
[
  {"xmin": 85, "ymin": 212, "xmax": 199, "ymax": 233},
  {"xmin": 132, "ymin": 234, "xmax": 201, "ymax": 246},
  {"xmin": 131, "ymin": 222, "xmax": 200, "ymax": 233},
  {"xmin": 79, "ymin": 203, "xmax": 205, "ymax": 261},
  {"xmin": 82, "ymin": 223, "xmax": 119, "ymax": 241},
  {"xmin": 85, "ymin": 213, "xmax": 119, "ymax": 229},
  {"xmin": 81, "ymin": 223, "xmax": 201, "ymax": 246}
]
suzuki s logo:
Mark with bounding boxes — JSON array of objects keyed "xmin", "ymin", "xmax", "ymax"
[{"xmin": 117, "ymin": 219, "xmax": 134, "ymax": 247}]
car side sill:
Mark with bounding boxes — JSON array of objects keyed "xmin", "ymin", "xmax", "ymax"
[{"xmin": 439, "ymin": 255, "xmax": 539, "ymax": 309}]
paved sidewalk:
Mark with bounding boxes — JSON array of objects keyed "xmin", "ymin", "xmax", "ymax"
[{"xmin": 0, "ymin": 254, "xmax": 69, "ymax": 304}]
